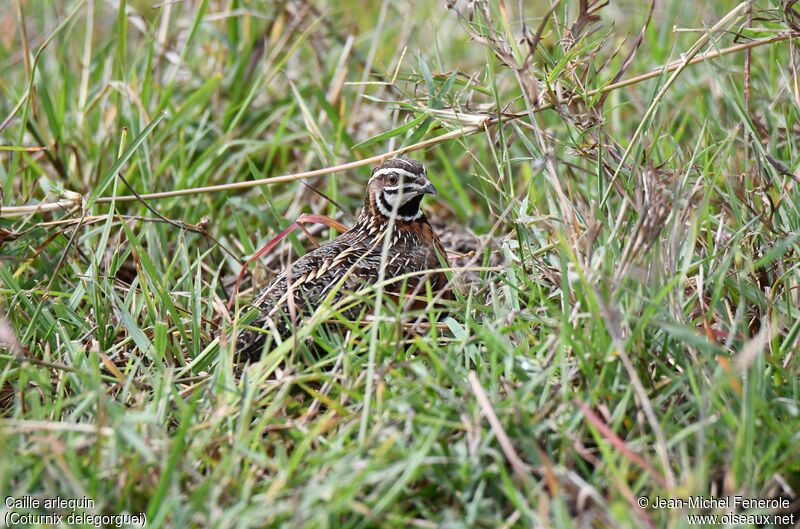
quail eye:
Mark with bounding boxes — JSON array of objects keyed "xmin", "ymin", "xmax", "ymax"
[{"xmin": 388, "ymin": 176, "xmax": 398, "ymax": 186}]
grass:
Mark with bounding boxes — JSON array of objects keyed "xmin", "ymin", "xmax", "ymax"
[{"xmin": 2, "ymin": 0, "xmax": 800, "ymax": 527}]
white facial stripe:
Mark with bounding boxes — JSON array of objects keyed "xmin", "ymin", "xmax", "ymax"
[
  {"xmin": 383, "ymin": 185, "xmax": 424, "ymax": 206},
  {"xmin": 375, "ymin": 191, "xmax": 393, "ymax": 216},
  {"xmin": 383, "ymin": 182, "xmax": 427, "ymax": 194},
  {"xmin": 369, "ymin": 167, "xmax": 418, "ymax": 183},
  {"xmin": 398, "ymin": 210, "xmax": 423, "ymax": 221}
]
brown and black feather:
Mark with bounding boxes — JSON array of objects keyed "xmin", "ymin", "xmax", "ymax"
[{"xmin": 236, "ymin": 158, "xmax": 448, "ymax": 360}]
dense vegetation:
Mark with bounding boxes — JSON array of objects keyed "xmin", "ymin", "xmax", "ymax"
[{"xmin": 2, "ymin": 0, "xmax": 799, "ymax": 527}]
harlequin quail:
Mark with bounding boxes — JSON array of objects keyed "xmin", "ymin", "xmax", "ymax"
[{"xmin": 236, "ymin": 158, "xmax": 448, "ymax": 359}]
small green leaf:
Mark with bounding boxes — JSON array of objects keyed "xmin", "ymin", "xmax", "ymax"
[{"xmin": 352, "ymin": 113, "xmax": 428, "ymax": 150}]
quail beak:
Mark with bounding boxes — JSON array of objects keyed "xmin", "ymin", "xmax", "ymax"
[{"xmin": 418, "ymin": 178, "xmax": 438, "ymax": 196}]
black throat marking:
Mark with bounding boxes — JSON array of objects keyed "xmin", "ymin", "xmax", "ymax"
[{"xmin": 377, "ymin": 191, "xmax": 424, "ymax": 222}]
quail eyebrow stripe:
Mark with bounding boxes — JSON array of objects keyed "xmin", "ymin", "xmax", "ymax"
[{"xmin": 369, "ymin": 167, "xmax": 418, "ymax": 182}]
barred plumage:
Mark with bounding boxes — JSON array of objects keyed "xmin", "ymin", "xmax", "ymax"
[{"xmin": 236, "ymin": 158, "xmax": 448, "ymax": 360}]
